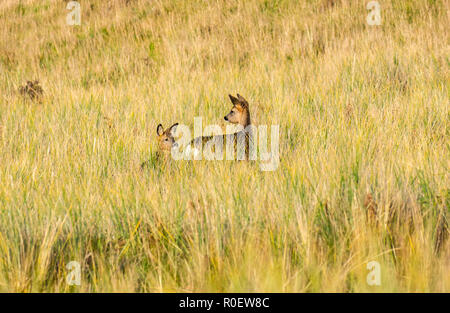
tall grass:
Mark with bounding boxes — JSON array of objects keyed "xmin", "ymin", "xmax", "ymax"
[{"xmin": 0, "ymin": 0, "xmax": 448, "ymax": 292}]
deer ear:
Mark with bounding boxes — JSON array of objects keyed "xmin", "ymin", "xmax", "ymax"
[
  {"xmin": 157, "ymin": 124, "xmax": 164, "ymax": 136},
  {"xmin": 168, "ymin": 123, "xmax": 179, "ymax": 134},
  {"xmin": 229, "ymin": 94, "xmax": 240, "ymax": 105},
  {"xmin": 237, "ymin": 94, "xmax": 248, "ymax": 106}
]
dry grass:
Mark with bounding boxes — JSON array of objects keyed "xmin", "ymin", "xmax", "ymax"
[
  {"xmin": 0, "ymin": 0, "xmax": 448, "ymax": 292},
  {"xmin": 18, "ymin": 80, "xmax": 43, "ymax": 101}
]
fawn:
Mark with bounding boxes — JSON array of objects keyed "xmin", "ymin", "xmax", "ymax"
[
  {"xmin": 141, "ymin": 123, "xmax": 179, "ymax": 169},
  {"xmin": 156, "ymin": 123, "xmax": 179, "ymax": 152}
]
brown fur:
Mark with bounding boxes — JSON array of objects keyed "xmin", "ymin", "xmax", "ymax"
[
  {"xmin": 224, "ymin": 94, "xmax": 251, "ymax": 127},
  {"xmin": 153, "ymin": 94, "xmax": 254, "ymax": 160},
  {"xmin": 156, "ymin": 123, "xmax": 178, "ymax": 152},
  {"xmin": 141, "ymin": 122, "xmax": 178, "ymax": 169},
  {"xmin": 189, "ymin": 94, "xmax": 254, "ymax": 159}
]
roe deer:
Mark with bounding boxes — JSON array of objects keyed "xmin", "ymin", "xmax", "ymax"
[
  {"xmin": 156, "ymin": 123, "xmax": 179, "ymax": 152},
  {"xmin": 183, "ymin": 93, "xmax": 255, "ymax": 160},
  {"xmin": 140, "ymin": 122, "xmax": 179, "ymax": 169}
]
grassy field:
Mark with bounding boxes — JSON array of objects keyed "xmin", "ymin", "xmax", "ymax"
[{"xmin": 0, "ymin": 0, "xmax": 448, "ymax": 292}]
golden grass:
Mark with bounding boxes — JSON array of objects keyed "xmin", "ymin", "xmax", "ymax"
[{"xmin": 0, "ymin": 0, "xmax": 448, "ymax": 292}]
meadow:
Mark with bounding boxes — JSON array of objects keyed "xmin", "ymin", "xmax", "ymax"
[{"xmin": 0, "ymin": 0, "xmax": 448, "ymax": 292}]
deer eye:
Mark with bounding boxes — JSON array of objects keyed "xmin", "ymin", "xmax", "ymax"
[{"xmin": 164, "ymin": 138, "xmax": 169, "ymax": 141}]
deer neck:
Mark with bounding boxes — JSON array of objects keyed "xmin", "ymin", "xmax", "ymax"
[{"xmin": 239, "ymin": 109, "xmax": 251, "ymax": 128}]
